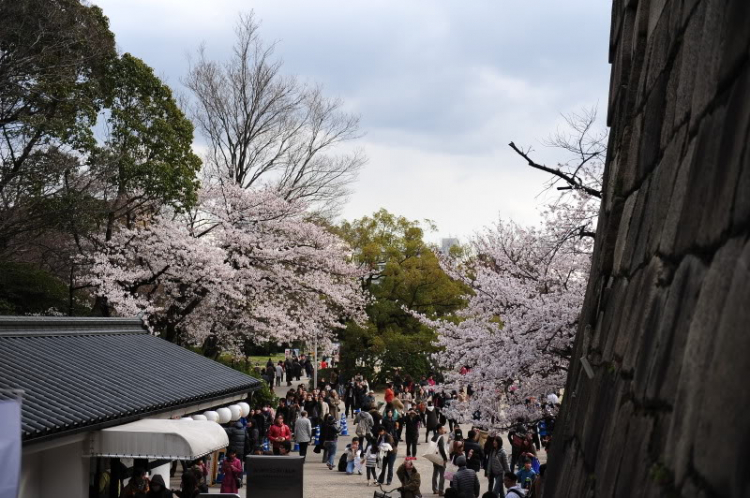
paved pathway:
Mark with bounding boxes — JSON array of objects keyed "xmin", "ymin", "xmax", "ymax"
[{"xmin": 203, "ymin": 378, "xmax": 548, "ymax": 497}]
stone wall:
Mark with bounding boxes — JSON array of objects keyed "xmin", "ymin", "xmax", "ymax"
[{"xmin": 546, "ymin": 0, "xmax": 750, "ymax": 496}]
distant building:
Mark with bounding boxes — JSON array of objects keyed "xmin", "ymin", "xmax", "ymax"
[{"xmin": 440, "ymin": 238, "xmax": 460, "ymax": 255}]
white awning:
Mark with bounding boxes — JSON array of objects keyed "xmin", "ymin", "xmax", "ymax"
[{"xmin": 90, "ymin": 419, "xmax": 229, "ymax": 460}]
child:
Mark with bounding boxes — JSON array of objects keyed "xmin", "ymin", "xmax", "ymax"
[
  {"xmin": 363, "ymin": 443, "xmax": 379, "ymax": 486},
  {"xmin": 516, "ymin": 457, "xmax": 538, "ymax": 491},
  {"xmin": 345, "ymin": 438, "xmax": 361, "ymax": 475}
]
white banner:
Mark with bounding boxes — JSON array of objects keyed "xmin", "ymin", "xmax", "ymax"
[{"xmin": 0, "ymin": 397, "xmax": 21, "ymax": 498}]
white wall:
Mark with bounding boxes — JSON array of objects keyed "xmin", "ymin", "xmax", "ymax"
[
  {"xmin": 150, "ymin": 462, "xmax": 171, "ymax": 485},
  {"xmin": 21, "ymin": 438, "xmax": 88, "ymax": 498}
]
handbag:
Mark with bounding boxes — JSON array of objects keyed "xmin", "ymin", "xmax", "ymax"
[
  {"xmin": 235, "ymin": 476, "xmax": 243, "ymax": 489},
  {"xmin": 313, "ymin": 443, "xmax": 322, "ymax": 454},
  {"xmin": 422, "ymin": 437, "xmax": 444, "ymax": 466},
  {"xmin": 444, "ymin": 462, "xmax": 458, "ymax": 481}
]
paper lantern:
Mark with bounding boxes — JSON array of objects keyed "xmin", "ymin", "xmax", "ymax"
[
  {"xmin": 228, "ymin": 405, "xmax": 242, "ymax": 421},
  {"xmin": 217, "ymin": 407, "xmax": 232, "ymax": 424},
  {"xmin": 192, "ymin": 414, "xmax": 208, "ymax": 421},
  {"xmin": 203, "ymin": 411, "xmax": 219, "ymax": 422},
  {"xmin": 238, "ymin": 402, "xmax": 251, "ymax": 417}
]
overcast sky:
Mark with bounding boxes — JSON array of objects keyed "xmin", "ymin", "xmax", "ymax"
[{"xmin": 94, "ymin": 0, "xmax": 612, "ymax": 243}]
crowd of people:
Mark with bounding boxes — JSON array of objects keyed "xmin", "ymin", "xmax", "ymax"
[{"xmin": 117, "ymin": 363, "xmax": 557, "ymax": 497}]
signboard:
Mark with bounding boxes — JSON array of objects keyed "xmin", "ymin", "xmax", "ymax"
[
  {"xmin": 0, "ymin": 393, "xmax": 21, "ymax": 498},
  {"xmin": 245, "ymin": 455, "xmax": 304, "ymax": 498}
]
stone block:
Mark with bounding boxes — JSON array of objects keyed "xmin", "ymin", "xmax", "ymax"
[
  {"xmin": 665, "ymin": 237, "xmax": 744, "ymax": 486},
  {"xmin": 723, "ymin": 65, "xmax": 750, "ymax": 233},
  {"xmin": 659, "ymin": 47, "xmax": 680, "ymax": 150},
  {"xmin": 688, "ymin": 0, "xmax": 726, "ymax": 133},
  {"xmin": 613, "ymin": 192, "xmax": 638, "ymax": 274},
  {"xmin": 672, "ymin": 1, "xmax": 705, "ymax": 128},
  {"xmin": 659, "ymin": 139, "xmax": 694, "ymax": 255},
  {"xmin": 638, "ymin": 74, "xmax": 668, "ymax": 182},
  {"xmin": 612, "ymin": 269, "xmax": 644, "ymax": 360},
  {"xmin": 596, "ymin": 397, "xmax": 634, "ymax": 497},
  {"xmin": 643, "ymin": 255, "xmax": 705, "ymax": 403},
  {"xmin": 697, "ymin": 71, "xmax": 749, "ymax": 247},
  {"xmin": 643, "ymin": 8, "xmax": 672, "ymax": 94},
  {"xmin": 613, "ymin": 414, "xmax": 654, "ymax": 498},
  {"xmin": 647, "ymin": 0, "xmax": 669, "ymax": 40},
  {"xmin": 648, "ymin": 125, "xmax": 686, "ymax": 256},
  {"xmin": 622, "ymin": 258, "xmax": 664, "ymax": 374},
  {"xmin": 678, "ymin": 104, "xmax": 727, "ymax": 250},
  {"xmin": 718, "ymin": 0, "xmax": 750, "ymax": 86},
  {"xmin": 692, "ymin": 238, "xmax": 750, "ymax": 495},
  {"xmin": 619, "ymin": 180, "xmax": 648, "ymax": 272}
]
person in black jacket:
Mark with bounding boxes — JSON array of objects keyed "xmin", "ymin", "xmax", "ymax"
[
  {"xmin": 146, "ymin": 474, "xmax": 172, "ymax": 498},
  {"xmin": 450, "ymin": 455, "xmax": 480, "ymax": 498},
  {"xmin": 404, "ymin": 409, "xmax": 421, "ymax": 457},
  {"xmin": 463, "ymin": 430, "xmax": 484, "ymax": 473},
  {"xmin": 225, "ymin": 420, "xmax": 247, "ymax": 458},
  {"xmin": 245, "ymin": 419, "xmax": 260, "ymax": 453},
  {"xmin": 321, "ymin": 414, "xmax": 340, "ymax": 469},
  {"xmin": 252, "ymin": 409, "xmax": 267, "ymax": 439}
]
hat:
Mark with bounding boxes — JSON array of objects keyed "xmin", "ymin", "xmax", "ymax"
[{"xmin": 455, "ymin": 455, "xmax": 467, "ymax": 467}]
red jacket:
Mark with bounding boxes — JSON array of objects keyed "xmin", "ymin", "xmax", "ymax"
[
  {"xmin": 267, "ymin": 423, "xmax": 292, "ymax": 447},
  {"xmin": 384, "ymin": 388, "xmax": 395, "ymax": 403}
]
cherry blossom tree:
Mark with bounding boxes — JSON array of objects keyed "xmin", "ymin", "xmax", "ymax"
[
  {"xmin": 83, "ymin": 184, "xmax": 366, "ymax": 351},
  {"xmin": 421, "ymin": 219, "xmax": 591, "ymax": 428},
  {"xmin": 422, "ymin": 109, "xmax": 604, "ymax": 429}
]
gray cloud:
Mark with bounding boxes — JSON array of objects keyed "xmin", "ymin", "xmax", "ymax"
[{"xmin": 94, "ymin": 0, "xmax": 611, "ymax": 241}]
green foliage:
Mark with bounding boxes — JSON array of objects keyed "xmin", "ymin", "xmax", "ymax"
[
  {"xmin": 0, "ymin": 0, "xmax": 117, "ymax": 155},
  {"xmin": 94, "ymin": 53, "xmax": 202, "ymax": 213},
  {"xmin": 0, "ymin": 262, "xmax": 69, "ymax": 315},
  {"xmin": 213, "ymin": 354, "xmax": 278, "ymax": 409},
  {"xmin": 335, "ymin": 209, "xmax": 469, "ymax": 384}
]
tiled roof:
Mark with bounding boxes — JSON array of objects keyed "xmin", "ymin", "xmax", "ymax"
[{"xmin": 0, "ymin": 317, "xmax": 261, "ymax": 444}]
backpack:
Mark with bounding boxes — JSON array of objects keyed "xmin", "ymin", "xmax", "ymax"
[{"xmin": 337, "ymin": 453, "xmax": 348, "ymax": 472}]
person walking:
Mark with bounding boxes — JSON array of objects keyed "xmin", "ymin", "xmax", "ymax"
[
  {"xmin": 321, "ymin": 414, "xmax": 340, "ymax": 470},
  {"xmin": 363, "ymin": 443, "xmax": 380, "ymax": 486},
  {"xmin": 219, "ymin": 449, "xmax": 243, "ymax": 494},
  {"xmin": 275, "ymin": 361, "xmax": 283, "ymax": 387},
  {"xmin": 145, "ymin": 474, "xmax": 172, "ymax": 498},
  {"xmin": 376, "ymin": 425, "xmax": 397, "ymax": 486},
  {"xmin": 395, "ymin": 457, "xmax": 422, "ymax": 498},
  {"xmin": 294, "ymin": 411, "xmax": 313, "ymax": 457},
  {"xmin": 451, "ymin": 455, "xmax": 480, "ymax": 498},
  {"xmin": 463, "ymin": 430, "xmax": 484, "ymax": 473},
  {"xmin": 404, "ymin": 409, "xmax": 421, "ymax": 457},
  {"xmin": 431, "ymin": 424, "xmax": 449, "ymax": 496},
  {"xmin": 285, "ymin": 357, "xmax": 294, "ymax": 386},
  {"xmin": 487, "ymin": 437, "xmax": 510, "ymax": 495},
  {"xmin": 425, "ymin": 402, "xmax": 439, "ymax": 443},
  {"xmin": 267, "ymin": 415, "xmax": 292, "ymax": 455},
  {"xmin": 225, "ymin": 419, "xmax": 248, "ymax": 459},
  {"xmin": 121, "ymin": 468, "xmax": 149, "ymax": 497},
  {"xmin": 515, "ymin": 457, "xmax": 538, "ymax": 493},
  {"xmin": 502, "ymin": 472, "xmax": 525, "ymax": 497},
  {"xmin": 355, "ymin": 408, "xmax": 374, "ymax": 441},
  {"xmin": 344, "ymin": 381, "xmax": 355, "ymax": 418}
]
